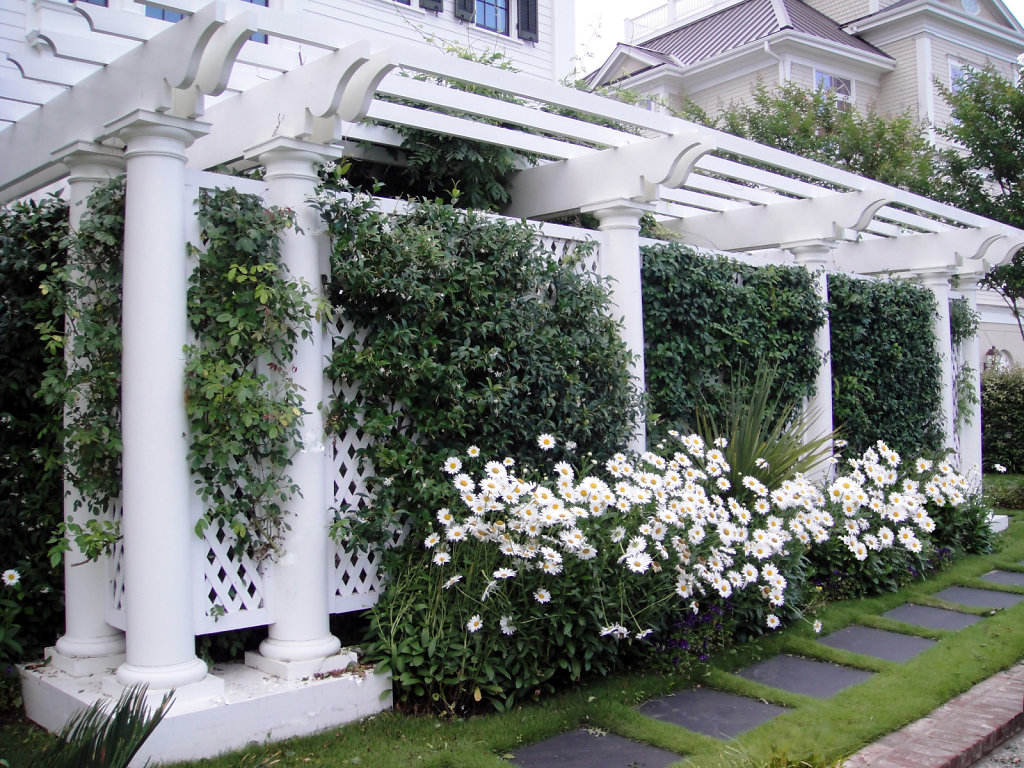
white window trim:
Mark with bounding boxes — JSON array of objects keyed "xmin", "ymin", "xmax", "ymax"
[{"xmin": 813, "ymin": 68, "xmax": 855, "ymax": 103}]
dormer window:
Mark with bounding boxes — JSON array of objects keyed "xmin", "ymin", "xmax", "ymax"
[{"xmin": 814, "ymin": 70, "xmax": 853, "ymax": 101}]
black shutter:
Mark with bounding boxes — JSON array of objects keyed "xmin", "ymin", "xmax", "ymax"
[
  {"xmin": 454, "ymin": 0, "xmax": 475, "ymax": 21},
  {"xmin": 419, "ymin": 0, "xmax": 442, "ymax": 10},
  {"xmin": 517, "ymin": 0, "xmax": 538, "ymax": 42}
]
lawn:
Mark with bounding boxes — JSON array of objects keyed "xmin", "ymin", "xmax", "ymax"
[{"xmin": 4, "ymin": 500, "xmax": 1024, "ymax": 768}]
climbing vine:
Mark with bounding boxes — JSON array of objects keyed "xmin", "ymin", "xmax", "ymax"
[
  {"xmin": 38, "ymin": 178, "xmax": 126, "ymax": 562},
  {"xmin": 950, "ymin": 296, "xmax": 980, "ymax": 434},
  {"xmin": 185, "ymin": 188, "xmax": 311, "ymax": 560},
  {"xmin": 640, "ymin": 242, "xmax": 825, "ymax": 441},
  {"xmin": 829, "ymin": 275, "xmax": 943, "ymax": 456},
  {"xmin": 314, "ymin": 189, "xmax": 638, "ymax": 555}
]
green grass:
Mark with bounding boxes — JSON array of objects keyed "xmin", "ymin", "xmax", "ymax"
[{"xmin": 6, "ymin": 509, "xmax": 1024, "ymax": 768}]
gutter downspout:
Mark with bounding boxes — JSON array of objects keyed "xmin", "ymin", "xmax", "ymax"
[{"xmin": 764, "ymin": 38, "xmax": 790, "ymax": 82}]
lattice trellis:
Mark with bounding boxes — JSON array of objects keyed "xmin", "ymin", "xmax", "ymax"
[
  {"xmin": 538, "ymin": 233, "xmax": 602, "ymax": 276},
  {"xmin": 193, "ymin": 514, "xmax": 270, "ymax": 635},
  {"xmin": 105, "ymin": 500, "xmax": 126, "ymax": 631}
]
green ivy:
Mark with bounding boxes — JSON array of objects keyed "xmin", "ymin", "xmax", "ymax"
[
  {"xmin": 185, "ymin": 188, "xmax": 310, "ymax": 560},
  {"xmin": 640, "ymin": 242, "xmax": 825, "ymax": 440},
  {"xmin": 38, "ymin": 178, "xmax": 126, "ymax": 563},
  {"xmin": 0, "ymin": 193, "xmax": 67, "ymax": 660},
  {"xmin": 314, "ymin": 191, "xmax": 639, "ymax": 555},
  {"xmin": 829, "ymin": 274, "xmax": 943, "ymax": 456},
  {"xmin": 950, "ymin": 296, "xmax": 980, "ymax": 433}
]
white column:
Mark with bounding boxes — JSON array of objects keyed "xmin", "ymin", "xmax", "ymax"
[
  {"xmin": 584, "ymin": 200, "xmax": 652, "ymax": 453},
  {"xmin": 788, "ymin": 241, "xmax": 836, "ymax": 479},
  {"xmin": 244, "ymin": 140, "xmax": 346, "ymax": 680},
  {"xmin": 49, "ymin": 143, "xmax": 127, "ymax": 676},
  {"xmin": 916, "ymin": 268, "xmax": 956, "ymax": 452},
  {"xmin": 956, "ymin": 273, "xmax": 983, "ymax": 474},
  {"xmin": 107, "ymin": 112, "xmax": 215, "ymax": 693}
]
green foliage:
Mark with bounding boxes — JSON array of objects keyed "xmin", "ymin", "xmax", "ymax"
[
  {"xmin": 29, "ymin": 684, "xmax": 171, "ymax": 768},
  {"xmin": 983, "ymin": 472, "xmax": 1024, "ymax": 509},
  {"xmin": 0, "ymin": 194, "xmax": 66, "ymax": 662},
  {"xmin": 981, "ymin": 365, "xmax": 1024, "ymax": 472},
  {"xmin": 703, "ymin": 81, "xmax": 935, "ymax": 194},
  {"xmin": 950, "ymin": 297, "xmax": 980, "ymax": 433},
  {"xmin": 185, "ymin": 188, "xmax": 310, "ymax": 560},
  {"xmin": 641, "ymin": 242, "xmax": 824, "ymax": 440},
  {"xmin": 828, "ymin": 274, "xmax": 943, "ymax": 457},
  {"xmin": 37, "ymin": 178, "xmax": 126, "ymax": 563},
  {"xmin": 938, "ymin": 65, "xmax": 1024, "ymax": 341},
  {"xmin": 315, "ymin": 191, "xmax": 639, "ymax": 550}
]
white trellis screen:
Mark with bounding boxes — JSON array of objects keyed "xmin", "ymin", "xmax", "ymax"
[{"xmin": 100, "ymin": 173, "xmax": 606, "ymax": 633}]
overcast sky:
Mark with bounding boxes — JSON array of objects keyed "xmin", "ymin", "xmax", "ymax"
[{"xmin": 573, "ymin": 0, "xmax": 1024, "ymax": 74}]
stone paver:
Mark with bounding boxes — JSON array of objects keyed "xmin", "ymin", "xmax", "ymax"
[
  {"xmin": 736, "ymin": 654, "xmax": 873, "ymax": 698},
  {"xmin": 843, "ymin": 661, "xmax": 1024, "ymax": 768},
  {"xmin": 817, "ymin": 625, "xmax": 936, "ymax": 663},
  {"xmin": 933, "ymin": 586, "xmax": 1024, "ymax": 610},
  {"xmin": 883, "ymin": 603, "xmax": 983, "ymax": 631},
  {"xmin": 509, "ymin": 728, "xmax": 679, "ymax": 768},
  {"xmin": 981, "ymin": 570, "xmax": 1024, "ymax": 588},
  {"xmin": 638, "ymin": 687, "xmax": 788, "ymax": 739}
]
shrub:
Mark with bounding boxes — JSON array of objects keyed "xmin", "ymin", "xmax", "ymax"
[
  {"xmin": 0, "ymin": 194, "xmax": 67, "ymax": 674},
  {"xmin": 981, "ymin": 365, "xmax": 1024, "ymax": 472},
  {"xmin": 829, "ymin": 275, "xmax": 943, "ymax": 457},
  {"xmin": 641, "ymin": 243, "xmax": 824, "ymax": 442},
  {"xmin": 314, "ymin": 190, "xmax": 640, "ymax": 551}
]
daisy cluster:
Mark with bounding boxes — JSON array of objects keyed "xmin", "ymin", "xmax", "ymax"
[
  {"xmin": 823, "ymin": 441, "xmax": 970, "ymax": 561},
  {"xmin": 429, "ymin": 433, "xmax": 824, "ymax": 635}
]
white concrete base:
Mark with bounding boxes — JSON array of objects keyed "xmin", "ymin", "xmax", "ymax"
[
  {"xmin": 22, "ymin": 657, "xmax": 392, "ymax": 766},
  {"xmin": 244, "ymin": 647, "xmax": 358, "ymax": 681},
  {"xmin": 990, "ymin": 513, "xmax": 1010, "ymax": 533},
  {"xmin": 44, "ymin": 646, "xmax": 126, "ymax": 677}
]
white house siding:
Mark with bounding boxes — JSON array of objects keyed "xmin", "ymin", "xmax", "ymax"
[
  {"xmin": 855, "ymin": 78, "xmax": 881, "ymax": 110},
  {"xmin": 789, "ymin": 62, "xmax": 816, "ymax": 90},
  {"xmin": 929, "ymin": 35, "xmax": 1016, "ymax": 127},
  {"xmin": 685, "ymin": 65, "xmax": 781, "ymax": 113},
  {"xmin": 875, "ymin": 36, "xmax": 923, "ymax": 119},
  {"xmin": 303, "ymin": 0, "xmax": 558, "ymax": 80},
  {"xmin": 804, "ymin": 0, "xmax": 870, "ymax": 25}
]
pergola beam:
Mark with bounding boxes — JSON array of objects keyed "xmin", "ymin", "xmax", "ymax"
[{"xmin": 831, "ymin": 225, "xmax": 1020, "ymax": 274}]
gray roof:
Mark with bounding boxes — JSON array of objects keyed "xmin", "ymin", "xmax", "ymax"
[{"xmin": 636, "ymin": 0, "xmax": 892, "ymax": 66}]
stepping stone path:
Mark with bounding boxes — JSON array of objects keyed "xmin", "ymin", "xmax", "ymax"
[
  {"xmin": 639, "ymin": 687, "xmax": 788, "ymax": 739},
  {"xmin": 817, "ymin": 625, "xmax": 935, "ymax": 663},
  {"xmin": 933, "ymin": 586, "xmax": 1024, "ymax": 610},
  {"xmin": 506, "ymin": 584, "xmax": 1024, "ymax": 767},
  {"xmin": 736, "ymin": 654, "xmax": 873, "ymax": 698},
  {"xmin": 509, "ymin": 728, "xmax": 678, "ymax": 768},
  {"xmin": 882, "ymin": 603, "xmax": 982, "ymax": 630}
]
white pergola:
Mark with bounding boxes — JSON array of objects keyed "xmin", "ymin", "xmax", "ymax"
[{"xmin": 6, "ymin": 0, "xmax": 1024, "ymax": 761}]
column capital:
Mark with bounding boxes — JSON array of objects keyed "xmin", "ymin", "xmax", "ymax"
[
  {"xmin": 785, "ymin": 239, "xmax": 837, "ymax": 267},
  {"xmin": 105, "ymin": 110, "xmax": 211, "ymax": 149},
  {"xmin": 53, "ymin": 141, "xmax": 125, "ymax": 180},
  {"xmin": 581, "ymin": 199, "xmax": 656, "ymax": 230},
  {"xmin": 913, "ymin": 266, "xmax": 953, "ymax": 290},
  {"xmin": 246, "ymin": 137, "xmax": 344, "ymax": 166}
]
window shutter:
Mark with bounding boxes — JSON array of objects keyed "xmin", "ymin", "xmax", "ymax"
[
  {"xmin": 419, "ymin": 0, "xmax": 442, "ymax": 10},
  {"xmin": 517, "ymin": 0, "xmax": 538, "ymax": 42},
  {"xmin": 454, "ymin": 0, "xmax": 475, "ymax": 21}
]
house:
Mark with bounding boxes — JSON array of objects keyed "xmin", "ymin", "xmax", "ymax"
[
  {"xmin": 589, "ymin": 0, "xmax": 1024, "ymax": 367},
  {"xmin": 0, "ymin": 0, "xmax": 576, "ymax": 128}
]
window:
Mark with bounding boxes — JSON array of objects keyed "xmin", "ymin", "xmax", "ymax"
[
  {"xmin": 76, "ymin": 0, "xmax": 108, "ymax": 6},
  {"xmin": 476, "ymin": 0, "xmax": 509, "ymax": 34},
  {"xmin": 814, "ymin": 70, "xmax": 853, "ymax": 101},
  {"xmin": 243, "ymin": 0, "xmax": 269, "ymax": 44},
  {"xmin": 950, "ymin": 59, "xmax": 969, "ymax": 92},
  {"xmin": 145, "ymin": 5, "xmax": 185, "ymax": 22}
]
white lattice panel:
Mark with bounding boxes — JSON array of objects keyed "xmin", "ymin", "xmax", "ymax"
[
  {"xmin": 193, "ymin": 514, "xmax": 271, "ymax": 635},
  {"xmin": 105, "ymin": 500, "xmax": 126, "ymax": 631},
  {"xmin": 538, "ymin": 234, "xmax": 601, "ymax": 276}
]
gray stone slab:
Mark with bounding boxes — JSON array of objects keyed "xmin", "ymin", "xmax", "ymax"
[
  {"xmin": 933, "ymin": 586, "xmax": 1024, "ymax": 610},
  {"xmin": 882, "ymin": 603, "xmax": 983, "ymax": 631},
  {"xmin": 817, "ymin": 625, "xmax": 936, "ymax": 663},
  {"xmin": 736, "ymin": 654, "xmax": 873, "ymax": 699},
  {"xmin": 981, "ymin": 570, "xmax": 1024, "ymax": 588},
  {"xmin": 509, "ymin": 728, "xmax": 679, "ymax": 768},
  {"xmin": 638, "ymin": 687, "xmax": 788, "ymax": 739}
]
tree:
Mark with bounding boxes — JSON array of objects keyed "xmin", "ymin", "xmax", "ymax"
[
  {"xmin": 680, "ymin": 81, "xmax": 936, "ymax": 195},
  {"xmin": 937, "ymin": 65, "xmax": 1024, "ymax": 339}
]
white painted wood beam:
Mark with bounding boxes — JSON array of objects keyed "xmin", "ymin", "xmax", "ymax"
[
  {"xmin": 504, "ymin": 132, "xmax": 716, "ymax": 219},
  {"xmin": 665, "ymin": 190, "xmax": 893, "ymax": 251},
  {"xmin": 831, "ymin": 226, "xmax": 1017, "ymax": 275}
]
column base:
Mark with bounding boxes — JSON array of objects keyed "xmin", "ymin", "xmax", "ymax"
[
  {"xmin": 45, "ymin": 645, "xmax": 126, "ymax": 678},
  {"xmin": 245, "ymin": 648, "xmax": 357, "ymax": 682},
  {"xmin": 103, "ymin": 670, "xmax": 225, "ymax": 714},
  {"xmin": 115, "ymin": 656, "xmax": 209, "ymax": 690}
]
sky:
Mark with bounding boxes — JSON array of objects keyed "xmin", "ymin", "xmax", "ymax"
[{"xmin": 573, "ymin": 0, "xmax": 1024, "ymax": 73}]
